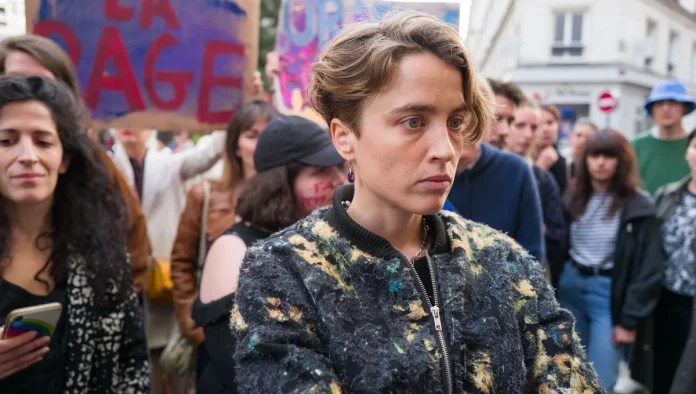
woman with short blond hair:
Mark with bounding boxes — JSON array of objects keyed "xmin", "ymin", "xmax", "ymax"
[{"xmin": 231, "ymin": 11, "xmax": 602, "ymax": 393}]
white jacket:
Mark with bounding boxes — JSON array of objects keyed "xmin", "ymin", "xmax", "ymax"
[
  {"xmin": 111, "ymin": 131, "xmax": 225, "ymax": 261},
  {"xmin": 110, "ymin": 131, "xmax": 225, "ymax": 349}
]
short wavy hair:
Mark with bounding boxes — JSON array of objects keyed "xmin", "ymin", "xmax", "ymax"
[
  {"xmin": 308, "ymin": 11, "xmax": 493, "ymax": 144},
  {"xmin": 487, "ymin": 79, "xmax": 526, "ymax": 107},
  {"xmin": 0, "ymin": 76, "xmax": 128, "ymax": 296}
]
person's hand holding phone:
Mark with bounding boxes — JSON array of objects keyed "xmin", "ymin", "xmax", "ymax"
[{"xmin": 0, "ymin": 327, "xmax": 50, "ymax": 379}]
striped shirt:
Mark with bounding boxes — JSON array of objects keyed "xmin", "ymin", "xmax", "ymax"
[{"xmin": 569, "ymin": 192, "xmax": 621, "ymax": 269}]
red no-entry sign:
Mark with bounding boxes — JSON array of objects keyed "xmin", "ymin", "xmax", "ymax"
[{"xmin": 597, "ymin": 91, "xmax": 618, "ymax": 113}]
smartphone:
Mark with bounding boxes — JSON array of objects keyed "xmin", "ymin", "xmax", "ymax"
[{"xmin": 1, "ymin": 302, "xmax": 62, "ymax": 340}]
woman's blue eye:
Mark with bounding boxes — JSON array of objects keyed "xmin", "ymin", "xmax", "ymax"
[{"xmin": 402, "ymin": 118, "xmax": 423, "ymax": 129}]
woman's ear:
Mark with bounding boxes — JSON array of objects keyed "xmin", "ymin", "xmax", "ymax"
[
  {"xmin": 59, "ymin": 154, "xmax": 71, "ymax": 174},
  {"xmin": 330, "ymin": 118, "xmax": 355, "ymax": 161}
]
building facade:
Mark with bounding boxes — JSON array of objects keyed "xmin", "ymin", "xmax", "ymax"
[
  {"xmin": 0, "ymin": 0, "xmax": 25, "ymax": 40},
  {"xmin": 467, "ymin": 0, "xmax": 696, "ymax": 139}
]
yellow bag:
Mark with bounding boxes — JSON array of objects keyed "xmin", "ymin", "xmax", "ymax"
[{"xmin": 146, "ymin": 259, "xmax": 173, "ymax": 304}]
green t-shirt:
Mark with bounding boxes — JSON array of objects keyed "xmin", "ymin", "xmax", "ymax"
[{"xmin": 632, "ymin": 131, "xmax": 690, "ymax": 195}]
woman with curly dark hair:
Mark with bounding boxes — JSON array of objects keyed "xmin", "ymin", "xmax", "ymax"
[
  {"xmin": 0, "ymin": 76, "xmax": 149, "ymax": 393},
  {"xmin": 0, "ymin": 34, "xmax": 151, "ymax": 294},
  {"xmin": 560, "ymin": 129, "xmax": 663, "ymax": 392}
]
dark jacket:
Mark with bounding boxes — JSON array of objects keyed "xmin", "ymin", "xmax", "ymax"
[
  {"xmin": 63, "ymin": 254, "xmax": 150, "ymax": 393},
  {"xmin": 653, "ymin": 177, "xmax": 696, "ymax": 394},
  {"xmin": 562, "ymin": 191, "xmax": 664, "ymax": 390},
  {"xmin": 532, "ymin": 166, "xmax": 566, "ymax": 246},
  {"xmin": 448, "ymin": 143, "xmax": 545, "ymax": 262},
  {"xmin": 547, "ymin": 150, "xmax": 568, "ymax": 196},
  {"xmin": 532, "ymin": 166, "xmax": 567, "ymax": 289},
  {"xmin": 231, "ymin": 185, "xmax": 603, "ymax": 393},
  {"xmin": 611, "ymin": 191, "xmax": 664, "ymax": 331}
]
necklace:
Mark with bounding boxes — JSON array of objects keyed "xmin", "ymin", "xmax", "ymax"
[{"xmin": 342, "ymin": 201, "xmax": 429, "ymax": 262}]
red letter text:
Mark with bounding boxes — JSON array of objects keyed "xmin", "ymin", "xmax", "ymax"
[
  {"xmin": 197, "ymin": 41, "xmax": 245, "ymax": 124},
  {"xmin": 32, "ymin": 20, "xmax": 82, "ymax": 65},
  {"xmin": 144, "ymin": 33, "xmax": 193, "ymax": 110},
  {"xmin": 84, "ymin": 27, "xmax": 145, "ymax": 112},
  {"xmin": 105, "ymin": 0, "xmax": 134, "ymax": 21}
]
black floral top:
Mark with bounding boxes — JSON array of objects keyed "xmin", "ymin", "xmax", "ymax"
[{"xmin": 662, "ymin": 189, "xmax": 696, "ymax": 296}]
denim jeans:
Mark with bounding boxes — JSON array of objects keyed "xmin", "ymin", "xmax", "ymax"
[{"xmin": 558, "ymin": 262, "xmax": 620, "ymax": 393}]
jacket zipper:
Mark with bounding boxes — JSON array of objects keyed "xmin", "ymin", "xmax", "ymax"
[{"xmin": 401, "ymin": 251, "xmax": 454, "ymax": 394}]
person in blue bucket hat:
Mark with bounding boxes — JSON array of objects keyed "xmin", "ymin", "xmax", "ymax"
[
  {"xmin": 632, "ymin": 80, "xmax": 696, "ymax": 195},
  {"xmin": 644, "ymin": 80, "xmax": 696, "ymax": 116}
]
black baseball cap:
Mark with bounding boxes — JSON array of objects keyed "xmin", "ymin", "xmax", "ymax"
[{"xmin": 254, "ymin": 115, "xmax": 344, "ymax": 172}]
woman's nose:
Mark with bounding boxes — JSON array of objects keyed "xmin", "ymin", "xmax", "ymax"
[{"xmin": 17, "ymin": 139, "xmax": 39, "ymax": 165}]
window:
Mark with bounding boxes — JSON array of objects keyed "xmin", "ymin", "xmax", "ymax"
[
  {"xmin": 552, "ymin": 12, "xmax": 585, "ymax": 57},
  {"xmin": 644, "ymin": 19, "xmax": 657, "ymax": 67},
  {"xmin": 668, "ymin": 31, "xmax": 679, "ymax": 75}
]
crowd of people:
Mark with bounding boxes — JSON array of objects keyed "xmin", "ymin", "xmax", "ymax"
[
  {"xmin": 0, "ymin": 9, "xmax": 693, "ymax": 394},
  {"xmin": 443, "ymin": 75, "xmax": 696, "ymax": 393}
]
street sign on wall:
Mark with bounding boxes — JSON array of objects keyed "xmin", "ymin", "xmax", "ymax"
[{"xmin": 597, "ymin": 91, "xmax": 618, "ymax": 113}]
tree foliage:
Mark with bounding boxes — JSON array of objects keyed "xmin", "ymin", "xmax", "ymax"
[{"xmin": 259, "ymin": 0, "xmax": 282, "ymax": 89}]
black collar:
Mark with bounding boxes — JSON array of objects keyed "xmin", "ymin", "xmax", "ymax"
[{"xmin": 323, "ymin": 185, "xmax": 449, "ymax": 259}]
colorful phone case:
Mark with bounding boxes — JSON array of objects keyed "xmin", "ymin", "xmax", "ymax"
[{"xmin": 2, "ymin": 303, "xmax": 62, "ymax": 339}]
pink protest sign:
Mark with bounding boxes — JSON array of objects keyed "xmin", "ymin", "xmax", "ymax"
[{"xmin": 273, "ymin": 0, "xmax": 460, "ymax": 125}]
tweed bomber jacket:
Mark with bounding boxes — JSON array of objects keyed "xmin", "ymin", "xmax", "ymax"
[{"xmin": 232, "ymin": 186, "xmax": 603, "ymax": 393}]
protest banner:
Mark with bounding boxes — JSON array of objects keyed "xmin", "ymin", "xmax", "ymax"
[
  {"xmin": 25, "ymin": 0, "xmax": 260, "ymax": 132},
  {"xmin": 273, "ymin": 0, "xmax": 460, "ymax": 124}
]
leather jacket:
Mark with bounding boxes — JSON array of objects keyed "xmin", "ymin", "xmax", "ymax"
[
  {"xmin": 171, "ymin": 180, "xmax": 239, "ymax": 346},
  {"xmin": 95, "ymin": 144, "xmax": 151, "ymax": 293}
]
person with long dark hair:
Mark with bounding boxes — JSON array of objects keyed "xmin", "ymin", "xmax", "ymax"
[
  {"xmin": 0, "ymin": 76, "xmax": 149, "ymax": 392},
  {"xmin": 230, "ymin": 12, "xmax": 602, "ymax": 393},
  {"xmin": 560, "ymin": 129, "xmax": 663, "ymax": 393},
  {"xmin": 193, "ymin": 115, "xmax": 345, "ymax": 392}
]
